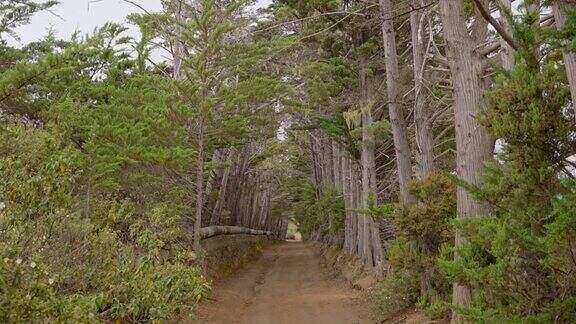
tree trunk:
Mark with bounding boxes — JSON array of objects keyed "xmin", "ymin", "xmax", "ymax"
[
  {"xmin": 332, "ymin": 141, "xmax": 341, "ymax": 190},
  {"xmin": 553, "ymin": 1, "xmax": 576, "ymax": 118},
  {"xmin": 353, "ymin": 167, "xmax": 362, "ymax": 256},
  {"xmin": 310, "ymin": 134, "xmax": 323, "ymax": 199},
  {"xmin": 439, "ymin": 1, "xmax": 494, "ymax": 322},
  {"xmin": 193, "ymin": 118, "xmax": 206, "ymax": 253},
  {"xmin": 380, "ymin": 0, "xmax": 415, "ymax": 209},
  {"xmin": 360, "ymin": 60, "xmax": 384, "ymax": 269},
  {"xmin": 342, "ymin": 154, "xmax": 352, "ymax": 251},
  {"xmin": 323, "ymin": 137, "xmax": 334, "ymax": 185},
  {"xmin": 199, "ymin": 226, "xmax": 272, "ymax": 240},
  {"xmin": 172, "ymin": 0, "xmax": 184, "ymax": 79},
  {"xmin": 211, "ymin": 149, "xmax": 234, "ymax": 225},
  {"xmin": 410, "ymin": 0, "xmax": 435, "ymax": 179}
]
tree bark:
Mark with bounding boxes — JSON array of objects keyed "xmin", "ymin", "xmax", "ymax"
[
  {"xmin": 332, "ymin": 141, "xmax": 341, "ymax": 190},
  {"xmin": 211, "ymin": 149, "xmax": 234, "ymax": 225},
  {"xmin": 498, "ymin": 0, "xmax": 515, "ymax": 70},
  {"xmin": 193, "ymin": 118, "xmax": 206, "ymax": 253},
  {"xmin": 172, "ymin": 0, "xmax": 184, "ymax": 79},
  {"xmin": 553, "ymin": 1, "xmax": 576, "ymax": 118},
  {"xmin": 342, "ymin": 154, "xmax": 352, "ymax": 251},
  {"xmin": 410, "ymin": 0, "xmax": 435, "ymax": 179},
  {"xmin": 380, "ymin": 0, "xmax": 415, "ymax": 209},
  {"xmin": 360, "ymin": 60, "xmax": 384, "ymax": 269},
  {"xmin": 310, "ymin": 134, "xmax": 323, "ymax": 199},
  {"xmin": 353, "ymin": 166, "xmax": 362, "ymax": 256},
  {"xmin": 199, "ymin": 226, "xmax": 272, "ymax": 240},
  {"xmin": 439, "ymin": 1, "xmax": 494, "ymax": 322}
]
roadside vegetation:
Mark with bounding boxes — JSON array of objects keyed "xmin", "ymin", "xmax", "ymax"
[{"xmin": 1, "ymin": 0, "xmax": 576, "ymax": 322}]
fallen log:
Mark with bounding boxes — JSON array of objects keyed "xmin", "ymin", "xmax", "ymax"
[{"xmin": 199, "ymin": 226, "xmax": 273, "ymax": 240}]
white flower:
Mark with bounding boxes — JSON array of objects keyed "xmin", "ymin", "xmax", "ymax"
[
  {"xmin": 30, "ymin": 262, "xmax": 36, "ymax": 268},
  {"xmin": 48, "ymin": 278, "xmax": 54, "ymax": 285},
  {"xmin": 0, "ymin": 202, "xmax": 5, "ymax": 211},
  {"xmin": 3, "ymin": 257, "xmax": 9, "ymax": 263},
  {"xmin": 25, "ymin": 294, "xmax": 31, "ymax": 300},
  {"xmin": 15, "ymin": 258, "xmax": 22, "ymax": 265}
]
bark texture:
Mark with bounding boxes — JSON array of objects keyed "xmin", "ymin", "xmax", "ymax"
[
  {"xmin": 193, "ymin": 119, "xmax": 206, "ymax": 252},
  {"xmin": 439, "ymin": 0, "xmax": 494, "ymax": 322},
  {"xmin": 410, "ymin": 0, "xmax": 435, "ymax": 179},
  {"xmin": 199, "ymin": 226, "xmax": 272, "ymax": 240},
  {"xmin": 553, "ymin": 1, "xmax": 576, "ymax": 117},
  {"xmin": 380, "ymin": 0, "xmax": 415, "ymax": 208}
]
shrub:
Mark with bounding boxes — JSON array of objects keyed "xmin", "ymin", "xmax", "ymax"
[
  {"xmin": 371, "ymin": 174, "xmax": 455, "ymax": 318},
  {"xmin": 370, "ymin": 269, "xmax": 420, "ymax": 316},
  {"xmin": 0, "ymin": 124, "xmax": 210, "ymax": 322}
]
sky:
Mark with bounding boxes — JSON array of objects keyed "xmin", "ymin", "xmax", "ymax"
[{"xmin": 8, "ymin": 0, "xmax": 273, "ymax": 47}]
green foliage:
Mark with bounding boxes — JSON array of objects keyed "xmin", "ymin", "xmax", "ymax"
[
  {"xmin": 288, "ymin": 179, "xmax": 345, "ymax": 240},
  {"xmin": 0, "ymin": 255, "xmax": 58, "ymax": 323},
  {"xmin": 439, "ymin": 15, "xmax": 576, "ymax": 321},
  {"xmin": 372, "ymin": 174, "xmax": 456, "ymax": 319},
  {"xmin": 0, "ymin": 124, "xmax": 210, "ymax": 321},
  {"xmin": 419, "ymin": 297, "xmax": 451, "ymax": 320},
  {"xmin": 302, "ymin": 58, "xmax": 356, "ymax": 106},
  {"xmin": 370, "ymin": 269, "xmax": 420, "ymax": 316},
  {"xmin": 0, "ymin": 0, "xmax": 291, "ymax": 319},
  {"xmin": 398, "ymin": 174, "xmax": 456, "ymax": 248}
]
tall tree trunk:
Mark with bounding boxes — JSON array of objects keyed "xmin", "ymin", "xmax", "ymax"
[
  {"xmin": 172, "ymin": 0, "xmax": 184, "ymax": 79},
  {"xmin": 360, "ymin": 60, "xmax": 383, "ymax": 268},
  {"xmin": 193, "ymin": 118, "xmax": 206, "ymax": 253},
  {"xmin": 332, "ymin": 141, "xmax": 341, "ymax": 190},
  {"xmin": 380, "ymin": 0, "xmax": 415, "ymax": 209},
  {"xmin": 411, "ymin": 1, "xmax": 436, "ymax": 295},
  {"xmin": 323, "ymin": 137, "xmax": 334, "ymax": 185},
  {"xmin": 346, "ymin": 158, "xmax": 359, "ymax": 254},
  {"xmin": 310, "ymin": 134, "xmax": 323, "ymax": 199},
  {"xmin": 410, "ymin": 0, "xmax": 435, "ymax": 179},
  {"xmin": 353, "ymin": 166, "xmax": 362, "ymax": 256},
  {"xmin": 342, "ymin": 154, "xmax": 352, "ymax": 251},
  {"xmin": 211, "ymin": 149, "xmax": 234, "ymax": 225},
  {"xmin": 439, "ymin": 1, "xmax": 494, "ymax": 322},
  {"xmin": 553, "ymin": 1, "xmax": 576, "ymax": 117}
]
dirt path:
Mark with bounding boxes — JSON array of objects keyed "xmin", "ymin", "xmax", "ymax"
[{"xmin": 193, "ymin": 242, "xmax": 373, "ymax": 324}]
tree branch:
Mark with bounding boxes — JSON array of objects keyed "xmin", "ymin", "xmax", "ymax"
[{"xmin": 472, "ymin": 0, "xmax": 517, "ymax": 51}]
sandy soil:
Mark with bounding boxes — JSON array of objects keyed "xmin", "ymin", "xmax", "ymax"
[{"xmin": 193, "ymin": 241, "xmax": 373, "ymax": 324}]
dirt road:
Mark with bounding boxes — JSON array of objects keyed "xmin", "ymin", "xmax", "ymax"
[{"xmin": 194, "ymin": 242, "xmax": 372, "ymax": 324}]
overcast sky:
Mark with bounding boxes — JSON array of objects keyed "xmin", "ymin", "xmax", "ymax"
[{"xmin": 8, "ymin": 0, "xmax": 273, "ymax": 47}]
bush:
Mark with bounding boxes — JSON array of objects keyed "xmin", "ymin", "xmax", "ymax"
[
  {"xmin": 370, "ymin": 269, "xmax": 420, "ymax": 316},
  {"xmin": 438, "ymin": 33, "xmax": 576, "ymax": 321},
  {"xmin": 371, "ymin": 174, "xmax": 455, "ymax": 318},
  {"xmin": 0, "ymin": 256, "xmax": 59, "ymax": 323},
  {"xmin": 0, "ymin": 124, "xmax": 210, "ymax": 322}
]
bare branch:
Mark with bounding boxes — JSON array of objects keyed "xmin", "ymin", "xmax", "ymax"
[{"xmin": 472, "ymin": 0, "xmax": 517, "ymax": 51}]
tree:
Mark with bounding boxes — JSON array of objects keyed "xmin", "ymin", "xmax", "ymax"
[
  {"xmin": 168, "ymin": 0, "xmax": 287, "ymax": 252},
  {"xmin": 409, "ymin": 0, "xmax": 435, "ymax": 178},
  {"xmin": 552, "ymin": 0, "xmax": 576, "ymax": 117},
  {"xmin": 379, "ymin": 0, "xmax": 414, "ymax": 209},
  {"xmin": 437, "ymin": 0, "xmax": 494, "ymax": 322}
]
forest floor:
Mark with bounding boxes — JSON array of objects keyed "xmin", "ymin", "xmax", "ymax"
[{"xmin": 193, "ymin": 241, "xmax": 373, "ymax": 324}]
